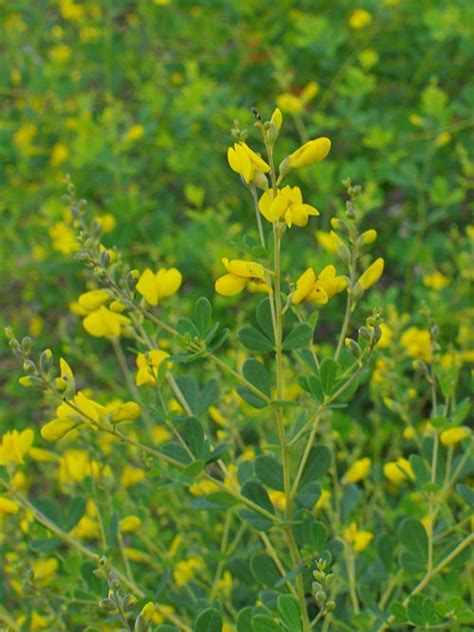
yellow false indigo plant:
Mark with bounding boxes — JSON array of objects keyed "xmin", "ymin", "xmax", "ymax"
[{"xmin": 3, "ymin": 110, "xmax": 472, "ymax": 632}]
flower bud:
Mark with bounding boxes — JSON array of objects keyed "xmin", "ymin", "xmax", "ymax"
[
  {"xmin": 345, "ymin": 338, "xmax": 361, "ymax": 358},
  {"xmin": 21, "ymin": 337, "xmax": 32, "ymax": 354},
  {"xmin": 358, "ymin": 229, "xmax": 377, "ymax": 246},
  {"xmin": 39, "ymin": 349, "xmax": 53, "ymax": 374},
  {"xmin": 267, "ymin": 107, "xmax": 283, "ymax": 144}
]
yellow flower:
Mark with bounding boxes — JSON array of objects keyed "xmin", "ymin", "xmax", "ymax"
[
  {"xmin": 60, "ymin": 0, "xmax": 84, "ymax": 21},
  {"xmin": 173, "ymin": 557, "xmax": 204, "ymax": 587},
  {"xmin": 216, "ymin": 570, "xmax": 233, "ymax": 597},
  {"xmin": 50, "ymin": 142, "xmax": 69, "ymax": 167},
  {"xmin": 343, "ymin": 522, "xmax": 373, "ymax": 552},
  {"xmin": 41, "ymin": 391, "xmax": 105, "ymax": 442},
  {"xmin": 400, "ymin": 327, "xmax": 432, "ymax": 363},
  {"xmin": 189, "ymin": 479, "xmax": 219, "ymax": 496},
  {"xmin": 276, "ymin": 93, "xmax": 304, "ymax": 114},
  {"xmin": 13, "ymin": 123, "xmax": 37, "ymax": 152},
  {"xmin": 360, "ymin": 229, "xmax": 377, "ymax": 245},
  {"xmin": 343, "ymin": 457, "xmax": 371, "ymax": 484},
  {"xmin": 383, "ymin": 457, "xmax": 415, "ymax": 484},
  {"xmin": 49, "ymin": 44, "xmax": 72, "ymax": 63},
  {"xmin": 258, "ymin": 185, "xmax": 319, "ymax": 228},
  {"xmin": 357, "ymin": 258, "xmax": 384, "ymax": 290},
  {"xmin": 97, "ymin": 213, "xmax": 116, "ymax": 233},
  {"xmin": 227, "ymin": 141, "xmax": 270, "ymax": 188},
  {"xmin": 292, "ymin": 265, "xmax": 348, "ymax": 305},
  {"xmin": 376, "ymin": 322, "xmax": 393, "ymax": 349},
  {"xmin": 29, "ymin": 448, "xmax": 57, "ymax": 463},
  {"xmin": 83, "ymin": 306, "xmax": 131, "ymax": 338},
  {"xmin": 109, "ymin": 401, "xmax": 141, "ymax": 423},
  {"xmin": 215, "ymin": 258, "xmax": 271, "ymax": 296},
  {"xmin": 119, "ymin": 515, "xmax": 142, "ymax": 533},
  {"xmin": 152, "ymin": 605, "xmax": 176, "ymax": 625},
  {"xmin": 281, "ymin": 137, "xmax": 331, "ymax": 173},
  {"xmin": 440, "ymin": 427, "xmax": 470, "ymax": 447},
  {"xmin": 349, "ymin": 9, "xmax": 373, "ymax": 30},
  {"xmin": 423, "ymin": 271, "xmax": 449, "ymax": 290},
  {"xmin": 123, "ymin": 124, "xmax": 145, "ymax": 142},
  {"xmin": 0, "ymin": 429, "xmax": 34, "ymax": 466},
  {"xmin": 315, "ymin": 230, "xmax": 343, "ymax": 254},
  {"xmin": 136, "ymin": 267, "xmax": 182, "ymax": 306},
  {"xmin": 153, "ymin": 426, "xmax": 172, "ymax": 445},
  {"xmin": 77, "ymin": 289, "xmax": 111, "ymax": 312},
  {"xmin": 59, "ymin": 450, "xmax": 112, "ymax": 487},
  {"xmin": 276, "ymin": 82, "xmax": 319, "ymax": 114},
  {"xmin": 209, "ymin": 406, "xmax": 226, "ymax": 426},
  {"xmin": 70, "ymin": 500, "xmax": 100, "ymax": 539},
  {"xmin": 316, "ymin": 489, "xmax": 331, "ymax": 510},
  {"xmin": 0, "ymin": 497, "xmax": 19, "ymax": 515},
  {"xmin": 49, "ymin": 221, "xmax": 79, "ymax": 255},
  {"xmin": 121, "ymin": 466, "xmax": 146, "ymax": 488},
  {"xmin": 32, "ymin": 558, "xmax": 58, "ymax": 587},
  {"xmin": 135, "ymin": 349, "xmax": 170, "ymax": 386},
  {"xmin": 269, "ymin": 490, "xmax": 286, "ymax": 511},
  {"xmin": 270, "ymin": 107, "xmax": 283, "ymax": 131}
]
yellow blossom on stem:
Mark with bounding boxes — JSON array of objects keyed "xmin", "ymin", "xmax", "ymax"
[
  {"xmin": 82, "ymin": 306, "xmax": 131, "ymax": 338},
  {"xmin": 356, "ymin": 257, "xmax": 384, "ymax": 291},
  {"xmin": 119, "ymin": 515, "xmax": 142, "ymax": 533},
  {"xmin": 258, "ymin": 185, "xmax": 319, "ymax": 228},
  {"xmin": 227, "ymin": 141, "xmax": 270, "ymax": 188},
  {"xmin": 349, "ymin": 8, "xmax": 373, "ymax": 30},
  {"xmin": 292, "ymin": 265, "xmax": 348, "ymax": 305},
  {"xmin": 384, "ymin": 457, "xmax": 415, "ymax": 484},
  {"xmin": 55, "ymin": 357, "xmax": 75, "ymax": 392},
  {"xmin": 135, "ymin": 349, "xmax": 170, "ymax": 386},
  {"xmin": 0, "ymin": 496, "xmax": 20, "ymax": 515},
  {"xmin": 77, "ymin": 289, "xmax": 111, "ymax": 312},
  {"xmin": 440, "ymin": 427, "xmax": 470, "ymax": 447},
  {"xmin": 343, "ymin": 457, "xmax": 371, "ymax": 484},
  {"xmin": 173, "ymin": 557, "xmax": 204, "ymax": 587},
  {"xmin": 276, "ymin": 81, "xmax": 320, "ymax": 114},
  {"xmin": 343, "ymin": 522, "xmax": 373, "ymax": 552},
  {"xmin": 423, "ymin": 271, "xmax": 449, "ymax": 290},
  {"xmin": 400, "ymin": 327, "xmax": 432, "ymax": 363},
  {"xmin": 136, "ymin": 267, "xmax": 182, "ymax": 306},
  {"xmin": 215, "ymin": 258, "xmax": 271, "ymax": 296},
  {"xmin": 280, "ymin": 137, "xmax": 331, "ymax": 175},
  {"xmin": 32, "ymin": 558, "xmax": 59, "ymax": 587},
  {"xmin": 315, "ymin": 230, "xmax": 344, "ymax": 254},
  {"xmin": 0, "ymin": 429, "xmax": 34, "ymax": 466}
]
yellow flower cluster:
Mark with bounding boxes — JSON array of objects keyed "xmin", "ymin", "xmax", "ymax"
[
  {"xmin": 0, "ymin": 429, "xmax": 34, "ymax": 466},
  {"xmin": 258, "ymin": 185, "xmax": 319, "ymax": 228},
  {"xmin": 343, "ymin": 522, "xmax": 373, "ymax": 552},
  {"xmin": 292, "ymin": 266, "xmax": 348, "ymax": 305},
  {"xmin": 215, "ymin": 259, "xmax": 271, "ymax": 296}
]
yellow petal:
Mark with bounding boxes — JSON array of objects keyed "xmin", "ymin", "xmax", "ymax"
[
  {"xmin": 155, "ymin": 268, "xmax": 182, "ymax": 299},
  {"xmin": 226, "ymin": 260, "xmax": 265, "ymax": 280},
  {"xmin": 292, "ymin": 268, "xmax": 316, "ymax": 304},
  {"xmin": 136, "ymin": 268, "xmax": 159, "ymax": 305},
  {"xmin": 215, "ymin": 274, "xmax": 247, "ymax": 296}
]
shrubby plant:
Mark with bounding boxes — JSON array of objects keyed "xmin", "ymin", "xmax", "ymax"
[{"xmin": 1, "ymin": 109, "xmax": 472, "ymax": 631}]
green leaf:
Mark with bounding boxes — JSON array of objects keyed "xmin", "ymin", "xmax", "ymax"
[
  {"xmin": 194, "ymin": 297, "xmax": 212, "ymax": 337},
  {"xmin": 175, "ymin": 416, "xmax": 207, "ymax": 459},
  {"xmin": 390, "ymin": 602, "xmax": 407, "ymax": 621},
  {"xmin": 238, "ymin": 325, "xmax": 274, "ymax": 352},
  {"xmin": 242, "ymin": 359, "xmax": 271, "ymax": 397},
  {"xmin": 80, "ymin": 561, "xmax": 105, "ymax": 596},
  {"xmin": 159, "ymin": 441, "xmax": 192, "ymax": 465},
  {"xmin": 240, "ymin": 481, "xmax": 274, "ymax": 531},
  {"xmin": 255, "ymin": 455, "xmax": 284, "ymax": 491},
  {"xmin": 307, "ymin": 374, "xmax": 324, "ymax": 403},
  {"xmin": 175, "ymin": 375, "xmax": 199, "ymax": 414},
  {"xmin": 407, "ymin": 595, "xmax": 439, "ymax": 627},
  {"xmin": 451, "ymin": 398, "xmax": 471, "ymax": 426},
  {"xmin": 236, "ymin": 608, "xmax": 253, "ymax": 632},
  {"xmin": 177, "ymin": 317, "xmax": 200, "ymax": 338},
  {"xmin": 64, "ymin": 497, "xmax": 86, "ymax": 531},
  {"xmin": 298, "ymin": 444, "xmax": 332, "ymax": 489},
  {"xmin": 236, "ymin": 386, "xmax": 267, "ymax": 409},
  {"xmin": 250, "ymin": 553, "xmax": 280, "ymax": 587},
  {"xmin": 194, "ymin": 607, "xmax": 222, "ymax": 632},
  {"xmin": 457, "ymin": 483, "xmax": 474, "ymax": 506},
  {"xmin": 283, "ymin": 323, "xmax": 313, "ymax": 351},
  {"xmin": 311, "ymin": 521, "xmax": 328, "ymax": 550},
  {"xmin": 196, "ymin": 379, "xmax": 218, "ymax": 415},
  {"xmin": 251, "ymin": 615, "xmax": 283, "ymax": 632},
  {"xmin": 319, "ymin": 358, "xmax": 339, "ymax": 395},
  {"xmin": 33, "ymin": 497, "xmax": 64, "ymax": 528},
  {"xmin": 277, "ymin": 595, "xmax": 302, "ymax": 632},
  {"xmin": 398, "ymin": 518, "xmax": 428, "ymax": 574},
  {"xmin": 435, "ymin": 596, "xmax": 474, "ymax": 624},
  {"xmin": 256, "ymin": 297, "xmax": 275, "ymax": 341},
  {"xmin": 409, "ymin": 455, "xmax": 430, "ymax": 485},
  {"xmin": 296, "ymin": 481, "xmax": 321, "ymax": 508}
]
